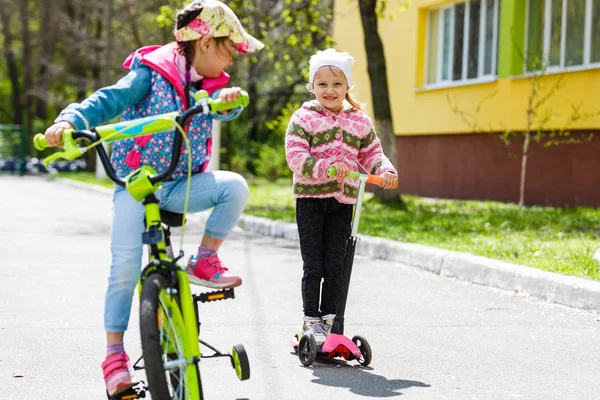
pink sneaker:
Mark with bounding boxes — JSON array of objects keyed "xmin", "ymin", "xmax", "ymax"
[
  {"xmin": 101, "ymin": 352, "xmax": 134, "ymax": 395},
  {"xmin": 186, "ymin": 253, "xmax": 242, "ymax": 289}
]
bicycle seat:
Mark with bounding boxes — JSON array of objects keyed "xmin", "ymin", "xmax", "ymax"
[{"xmin": 159, "ymin": 209, "xmax": 186, "ymax": 227}]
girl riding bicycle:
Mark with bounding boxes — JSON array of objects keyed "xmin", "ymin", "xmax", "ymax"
[{"xmin": 43, "ymin": 0, "xmax": 263, "ymax": 395}]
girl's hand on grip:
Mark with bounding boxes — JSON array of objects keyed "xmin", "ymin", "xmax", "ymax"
[
  {"xmin": 217, "ymin": 87, "xmax": 242, "ymax": 115},
  {"xmin": 330, "ymin": 162, "xmax": 349, "ymax": 179},
  {"xmin": 218, "ymin": 87, "xmax": 242, "ymax": 103},
  {"xmin": 44, "ymin": 121, "xmax": 74, "ymax": 147},
  {"xmin": 380, "ymin": 172, "xmax": 398, "ymax": 189}
]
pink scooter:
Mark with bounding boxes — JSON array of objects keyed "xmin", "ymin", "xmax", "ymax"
[{"xmin": 291, "ymin": 167, "xmax": 396, "ymax": 367}]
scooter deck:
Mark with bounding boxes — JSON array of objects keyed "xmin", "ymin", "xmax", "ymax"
[{"xmin": 290, "ymin": 333, "xmax": 361, "ymax": 360}]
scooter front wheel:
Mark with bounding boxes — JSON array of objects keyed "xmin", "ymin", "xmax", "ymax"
[
  {"xmin": 352, "ymin": 335, "xmax": 372, "ymax": 366},
  {"xmin": 298, "ymin": 333, "xmax": 317, "ymax": 366}
]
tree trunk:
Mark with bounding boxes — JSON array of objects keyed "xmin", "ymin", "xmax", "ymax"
[
  {"xmin": 20, "ymin": 0, "xmax": 34, "ymax": 144},
  {"xmin": 357, "ymin": 0, "xmax": 403, "ymax": 203},
  {"xmin": 519, "ymin": 132, "xmax": 530, "ymax": 208},
  {"xmin": 91, "ymin": 16, "xmax": 103, "ymax": 88},
  {"xmin": 64, "ymin": 0, "xmax": 88, "ymax": 100},
  {"xmin": 247, "ymin": 62, "xmax": 260, "ymax": 143},
  {"xmin": 35, "ymin": 0, "xmax": 59, "ymax": 120},
  {"xmin": 520, "ymin": 77, "xmax": 538, "ymax": 208},
  {"xmin": 102, "ymin": 0, "xmax": 113, "ymax": 87},
  {"xmin": 95, "ymin": 0, "xmax": 114, "ymax": 179},
  {"xmin": 328, "ymin": 0, "xmax": 335, "ymax": 35},
  {"xmin": 0, "ymin": 1, "xmax": 23, "ymax": 125},
  {"xmin": 123, "ymin": 0, "xmax": 143, "ymax": 49},
  {"xmin": 247, "ymin": 0, "xmax": 265, "ymax": 144}
]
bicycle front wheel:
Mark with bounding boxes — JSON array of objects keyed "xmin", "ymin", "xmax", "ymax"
[{"xmin": 140, "ymin": 273, "xmax": 202, "ymax": 400}]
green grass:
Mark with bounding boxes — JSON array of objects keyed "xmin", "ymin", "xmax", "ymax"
[
  {"xmin": 58, "ymin": 173, "xmax": 600, "ymax": 281},
  {"xmin": 246, "ymin": 177, "xmax": 297, "ymax": 222},
  {"xmin": 246, "ymin": 177, "xmax": 600, "ymax": 281}
]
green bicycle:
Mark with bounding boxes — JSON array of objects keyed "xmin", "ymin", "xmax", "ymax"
[{"xmin": 33, "ymin": 90, "xmax": 251, "ymax": 400}]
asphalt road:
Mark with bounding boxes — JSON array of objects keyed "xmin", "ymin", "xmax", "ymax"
[{"xmin": 1, "ymin": 176, "xmax": 599, "ymax": 400}]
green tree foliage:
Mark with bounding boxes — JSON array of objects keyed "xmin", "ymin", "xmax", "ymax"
[
  {"xmin": 218, "ymin": 0, "xmax": 334, "ymax": 176},
  {"xmin": 0, "ymin": 0, "xmax": 333, "ymax": 179}
]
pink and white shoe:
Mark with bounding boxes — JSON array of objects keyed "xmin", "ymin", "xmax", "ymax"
[
  {"xmin": 101, "ymin": 352, "xmax": 134, "ymax": 395},
  {"xmin": 186, "ymin": 253, "xmax": 242, "ymax": 289}
]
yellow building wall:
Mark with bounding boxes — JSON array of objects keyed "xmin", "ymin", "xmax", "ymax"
[{"xmin": 333, "ymin": 0, "xmax": 600, "ymax": 136}]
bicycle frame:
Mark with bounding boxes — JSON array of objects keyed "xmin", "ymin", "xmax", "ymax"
[
  {"xmin": 139, "ymin": 186, "xmax": 202, "ymax": 398},
  {"xmin": 34, "ymin": 89, "xmax": 250, "ymax": 400},
  {"xmin": 154, "ymin": 270, "xmax": 201, "ymax": 397}
]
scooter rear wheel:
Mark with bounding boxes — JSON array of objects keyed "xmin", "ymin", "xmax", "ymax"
[
  {"xmin": 298, "ymin": 333, "xmax": 317, "ymax": 367},
  {"xmin": 352, "ymin": 335, "xmax": 372, "ymax": 366}
]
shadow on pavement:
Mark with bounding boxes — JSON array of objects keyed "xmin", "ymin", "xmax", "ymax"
[{"xmin": 309, "ymin": 358, "xmax": 430, "ymax": 397}]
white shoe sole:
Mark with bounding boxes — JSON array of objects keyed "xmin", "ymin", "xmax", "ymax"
[{"xmin": 187, "ymin": 273, "xmax": 241, "ymax": 289}]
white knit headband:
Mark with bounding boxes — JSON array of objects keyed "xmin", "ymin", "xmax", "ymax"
[{"xmin": 309, "ymin": 48, "xmax": 355, "ymax": 87}]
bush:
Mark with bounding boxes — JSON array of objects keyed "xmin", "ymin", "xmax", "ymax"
[
  {"xmin": 227, "ymin": 154, "xmax": 250, "ymax": 175},
  {"xmin": 253, "ymin": 144, "xmax": 291, "ymax": 182}
]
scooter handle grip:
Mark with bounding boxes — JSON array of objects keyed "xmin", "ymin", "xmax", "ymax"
[{"xmin": 327, "ymin": 166, "xmax": 398, "ymax": 189}]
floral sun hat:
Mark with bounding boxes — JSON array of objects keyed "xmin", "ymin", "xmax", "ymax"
[{"xmin": 174, "ymin": 0, "xmax": 264, "ymax": 54}]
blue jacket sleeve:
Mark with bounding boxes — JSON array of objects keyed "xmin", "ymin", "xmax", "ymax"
[
  {"xmin": 209, "ymin": 89, "xmax": 243, "ymax": 122},
  {"xmin": 54, "ymin": 66, "xmax": 152, "ymax": 130}
]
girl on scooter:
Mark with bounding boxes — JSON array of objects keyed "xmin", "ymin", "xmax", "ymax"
[{"xmin": 284, "ymin": 48, "xmax": 398, "ymax": 344}]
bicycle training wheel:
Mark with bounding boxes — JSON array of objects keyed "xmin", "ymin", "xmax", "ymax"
[
  {"xmin": 140, "ymin": 273, "xmax": 202, "ymax": 400},
  {"xmin": 231, "ymin": 344, "xmax": 250, "ymax": 381}
]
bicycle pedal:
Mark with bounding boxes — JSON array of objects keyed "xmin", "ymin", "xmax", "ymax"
[
  {"xmin": 195, "ymin": 288, "xmax": 235, "ymax": 303},
  {"xmin": 106, "ymin": 381, "xmax": 147, "ymax": 400}
]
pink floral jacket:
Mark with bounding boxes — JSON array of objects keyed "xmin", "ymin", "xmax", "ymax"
[{"xmin": 285, "ymin": 100, "xmax": 397, "ymax": 204}]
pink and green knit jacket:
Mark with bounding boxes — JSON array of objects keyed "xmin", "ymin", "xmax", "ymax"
[{"xmin": 285, "ymin": 100, "xmax": 397, "ymax": 204}]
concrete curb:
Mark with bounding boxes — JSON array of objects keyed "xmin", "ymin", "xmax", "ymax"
[
  {"xmin": 54, "ymin": 177, "xmax": 600, "ymax": 313},
  {"xmin": 237, "ymin": 217, "xmax": 600, "ymax": 314}
]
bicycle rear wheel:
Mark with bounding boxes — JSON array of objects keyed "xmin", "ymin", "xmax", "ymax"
[{"xmin": 140, "ymin": 273, "xmax": 202, "ymax": 400}]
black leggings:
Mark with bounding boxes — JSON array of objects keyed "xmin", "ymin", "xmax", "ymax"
[{"xmin": 296, "ymin": 198, "xmax": 353, "ymax": 317}]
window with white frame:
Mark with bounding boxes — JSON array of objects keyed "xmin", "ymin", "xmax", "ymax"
[
  {"xmin": 527, "ymin": 0, "xmax": 600, "ymax": 71},
  {"xmin": 426, "ymin": 0, "xmax": 500, "ymax": 86}
]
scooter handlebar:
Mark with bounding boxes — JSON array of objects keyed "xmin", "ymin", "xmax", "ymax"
[{"xmin": 327, "ymin": 166, "xmax": 398, "ymax": 189}]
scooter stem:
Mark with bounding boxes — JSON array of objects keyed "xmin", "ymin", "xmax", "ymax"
[
  {"xmin": 351, "ymin": 175, "xmax": 368, "ymax": 237},
  {"xmin": 331, "ymin": 176, "xmax": 368, "ymax": 335},
  {"xmin": 331, "ymin": 236, "xmax": 357, "ymax": 335}
]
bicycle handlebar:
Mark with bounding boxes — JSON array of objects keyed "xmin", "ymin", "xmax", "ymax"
[
  {"xmin": 327, "ymin": 166, "xmax": 398, "ymax": 189},
  {"xmin": 33, "ymin": 90, "xmax": 249, "ymax": 186}
]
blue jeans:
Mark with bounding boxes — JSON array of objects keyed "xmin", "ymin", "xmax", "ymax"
[{"xmin": 104, "ymin": 171, "xmax": 249, "ymax": 332}]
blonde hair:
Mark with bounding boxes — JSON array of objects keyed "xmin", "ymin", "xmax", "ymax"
[
  {"xmin": 345, "ymin": 92, "xmax": 363, "ymax": 110},
  {"xmin": 306, "ymin": 66, "xmax": 365, "ymax": 111}
]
